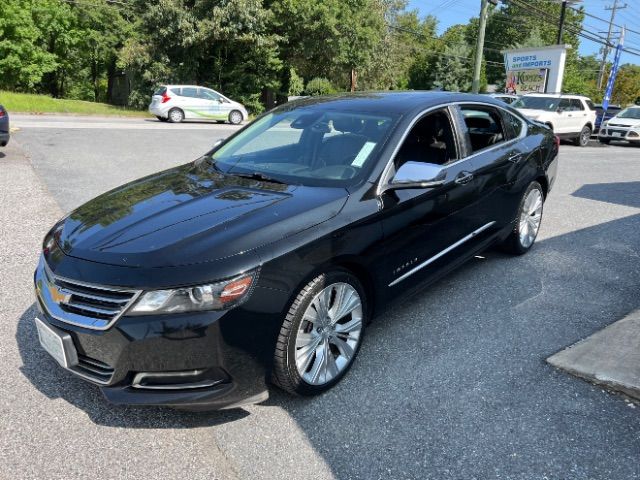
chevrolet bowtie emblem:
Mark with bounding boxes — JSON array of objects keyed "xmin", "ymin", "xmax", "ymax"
[{"xmin": 48, "ymin": 282, "xmax": 71, "ymax": 305}]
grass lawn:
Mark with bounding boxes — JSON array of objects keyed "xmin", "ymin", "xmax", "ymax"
[{"xmin": 0, "ymin": 91, "xmax": 149, "ymax": 117}]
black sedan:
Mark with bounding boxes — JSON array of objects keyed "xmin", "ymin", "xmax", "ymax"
[
  {"xmin": 34, "ymin": 92, "xmax": 558, "ymax": 409},
  {"xmin": 0, "ymin": 105, "xmax": 9, "ymax": 146}
]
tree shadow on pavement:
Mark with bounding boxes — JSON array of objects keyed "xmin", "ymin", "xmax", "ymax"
[
  {"xmin": 16, "ymin": 304, "xmax": 249, "ymax": 429},
  {"xmin": 14, "ymin": 208, "xmax": 640, "ymax": 477}
]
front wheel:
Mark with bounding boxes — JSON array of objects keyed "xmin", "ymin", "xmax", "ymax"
[
  {"xmin": 228, "ymin": 110, "xmax": 243, "ymax": 125},
  {"xmin": 501, "ymin": 181, "xmax": 544, "ymax": 255},
  {"xmin": 575, "ymin": 125, "xmax": 591, "ymax": 147},
  {"xmin": 272, "ymin": 270, "xmax": 367, "ymax": 396}
]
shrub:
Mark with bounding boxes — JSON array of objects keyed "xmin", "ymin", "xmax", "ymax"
[{"xmin": 305, "ymin": 77, "xmax": 336, "ymax": 96}]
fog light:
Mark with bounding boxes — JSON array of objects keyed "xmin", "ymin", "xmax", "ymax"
[{"xmin": 132, "ymin": 368, "xmax": 228, "ymax": 390}]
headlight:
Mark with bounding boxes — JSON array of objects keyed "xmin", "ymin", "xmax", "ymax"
[{"xmin": 128, "ymin": 269, "xmax": 259, "ymax": 315}]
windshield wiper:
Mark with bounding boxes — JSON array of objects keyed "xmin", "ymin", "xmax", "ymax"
[{"xmin": 231, "ymin": 171, "xmax": 287, "ymax": 185}]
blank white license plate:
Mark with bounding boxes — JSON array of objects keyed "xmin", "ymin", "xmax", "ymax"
[
  {"xmin": 612, "ymin": 132, "xmax": 622, "ymax": 137},
  {"xmin": 35, "ymin": 318, "xmax": 69, "ymax": 367}
]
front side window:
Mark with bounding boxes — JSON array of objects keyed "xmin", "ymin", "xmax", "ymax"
[
  {"xmin": 199, "ymin": 89, "xmax": 222, "ymax": 101},
  {"xmin": 460, "ymin": 106, "xmax": 506, "ymax": 152},
  {"xmin": 394, "ymin": 109, "xmax": 458, "ymax": 167},
  {"xmin": 210, "ymin": 108, "xmax": 398, "ymax": 187}
]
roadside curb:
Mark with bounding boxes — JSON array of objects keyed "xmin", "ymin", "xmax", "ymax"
[{"xmin": 547, "ymin": 309, "xmax": 640, "ymax": 401}]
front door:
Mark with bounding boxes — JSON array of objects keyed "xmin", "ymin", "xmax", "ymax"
[{"xmin": 378, "ymin": 107, "xmax": 481, "ymax": 291}]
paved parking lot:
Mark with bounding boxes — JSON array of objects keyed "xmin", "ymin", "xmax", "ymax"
[{"xmin": 1, "ymin": 115, "xmax": 640, "ymax": 479}]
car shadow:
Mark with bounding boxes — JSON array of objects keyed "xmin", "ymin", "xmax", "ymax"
[
  {"xmin": 573, "ymin": 181, "xmax": 640, "ymax": 209},
  {"xmin": 143, "ymin": 118, "xmax": 233, "ymax": 126},
  {"xmin": 15, "ymin": 304, "xmax": 249, "ymax": 428}
]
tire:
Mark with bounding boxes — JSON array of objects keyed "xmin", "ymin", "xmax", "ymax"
[
  {"xmin": 500, "ymin": 181, "xmax": 544, "ymax": 255},
  {"xmin": 272, "ymin": 269, "xmax": 368, "ymax": 396},
  {"xmin": 574, "ymin": 125, "xmax": 591, "ymax": 147},
  {"xmin": 599, "ymin": 138, "xmax": 610, "ymax": 145},
  {"xmin": 228, "ymin": 110, "xmax": 243, "ymax": 125},
  {"xmin": 156, "ymin": 115, "xmax": 168, "ymax": 122},
  {"xmin": 167, "ymin": 108, "xmax": 184, "ymax": 123}
]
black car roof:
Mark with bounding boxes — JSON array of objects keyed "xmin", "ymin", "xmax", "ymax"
[{"xmin": 279, "ymin": 91, "xmax": 505, "ymax": 115}]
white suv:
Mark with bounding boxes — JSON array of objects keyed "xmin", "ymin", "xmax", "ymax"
[
  {"xmin": 512, "ymin": 94, "xmax": 596, "ymax": 146},
  {"xmin": 149, "ymin": 85, "xmax": 249, "ymax": 124}
]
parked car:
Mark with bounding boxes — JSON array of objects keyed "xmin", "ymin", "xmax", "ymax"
[
  {"xmin": 489, "ymin": 93, "xmax": 520, "ymax": 104},
  {"xmin": 0, "ymin": 105, "xmax": 9, "ymax": 146},
  {"xmin": 512, "ymin": 93, "xmax": 596, "ymax": 146},
  {"xmin": 598, "ymin": 105, "xmax": 640, "ymax": 145},
  {"xmin": 34, "ymin": 92, "xmax": 558, "ymax": 409},
  {"xmin": 594, "ymin": 104, "xmax": 621, "ymax": 133},
  {"xmin": 148, "ymin": 85, "xmax": 248, "ymax": 124}
]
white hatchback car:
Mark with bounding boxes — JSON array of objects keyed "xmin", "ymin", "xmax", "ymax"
[
  {"xmin": 512, "ymin": 93, "xmax": 597, "ymax": 146},
  {"xmin": 149, "ymin": 85, "xmax": 249, "ymax": 124}
]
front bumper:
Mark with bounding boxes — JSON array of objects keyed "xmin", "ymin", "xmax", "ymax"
[
  {"xmin": 33, "ymin": 257, "xmax": 274, "ymax": 409},
  {"xmin": 598, "ymin": 127, "xmax": 640, "ymax": 142}
]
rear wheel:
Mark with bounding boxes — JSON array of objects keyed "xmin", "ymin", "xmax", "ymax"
[
  {"xmin": 272, "ymin": 270, "xmax": 367, "ymax": 396},
  {"xmin": 574, "ymin": 125, "xmax": 591, "ymax": 146},
  {"xmin": 168, "ymin": 108, "xmax": 184, "ymax": 123},
  {"xmin": 501, "ymin": 181, "xmax": 544, "ymax": 255},
  {"xmin": 228, "ymin": 110, "xmax": 243, "ymax": 125}
]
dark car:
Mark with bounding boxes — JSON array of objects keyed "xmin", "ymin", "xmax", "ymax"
[
  {"xmin": 34, "ymin": 92, "xmax": 558, "ymax": 409},
  {"xmin": 594, "ymin": 104, "xmax": 621, "ymax": 133},
  {"xmin": 0, "ymin": 105, "xmax": 9, "ymax": 146}
]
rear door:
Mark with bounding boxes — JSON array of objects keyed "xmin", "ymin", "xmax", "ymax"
[
  {"xmin": 178, "ymin": 86, "xmax": 203, "ymax": 119},
  {"xmin": 455, "ymin": 103, "xmax": 527, "ymax": 229}
]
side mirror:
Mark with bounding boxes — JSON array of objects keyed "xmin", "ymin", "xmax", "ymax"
[
  {"xmin": 212, "ymin": 138, "xmax": 225, "ymax": 149},
  {"xmin": 386, "ymin": 162, "xmax": 446, "ymax": 191}
]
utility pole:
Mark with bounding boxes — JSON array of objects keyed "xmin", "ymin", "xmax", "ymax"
[
  {"xmin": 597, "ymin": 0, "xmax": 627, "ymax": 90},
  {"xmin": 556, "ymin": 1, "xmax": 568, "ymax": 44},
  {"xmin": 472, "ymin": 0, "xmax": 491, "ymax": 94}
]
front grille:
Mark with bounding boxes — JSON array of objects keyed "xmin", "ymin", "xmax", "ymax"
[
  {"xmin": 41, "ymin": 264, "xmax": 141, "ymax": 330},
  {"xmin": 609, "ymin": 129, "xmax": 628, "ymax": 137},
  {"xmin": 74, "ymin": 354, "xmax": 115, "ymax": 384}
]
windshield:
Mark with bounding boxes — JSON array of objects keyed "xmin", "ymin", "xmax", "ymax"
[
  {"xmin": 512, "ymin": 96, "xmax": 559, "ymax": 111},
  {"xmin": 210, "ymin": 107, "xmax": 398, "ymax": 187},
  {"xmin": 617, "ymin": 107, "xmax": 640, "ymax": 120}
]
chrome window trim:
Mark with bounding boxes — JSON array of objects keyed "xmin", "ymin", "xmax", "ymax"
[
  {"xmin": 388, "ymin": 221, "xmax": 496, "ymax": 287},
  {"xmin": 38, "ymin": 259, "xmax": 142, "ymax": 331},
  {"xmin": 377, "ymin": 101, "xmax": 528, "ymax": 194}
]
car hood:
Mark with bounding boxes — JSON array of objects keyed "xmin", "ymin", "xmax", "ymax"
[
  {"xmin": 607, "ymin": 117, "xmax": 640, "ymax": 127},
  {"xmin": 516, "ymin": 108, "xmax": 552, "ymax": 119},
  {"xmin": 55, "ymin": 160, "xmax": 348, "ymax": 268}
]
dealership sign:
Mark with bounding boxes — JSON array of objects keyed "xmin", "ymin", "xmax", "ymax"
[
  {"xmin": 502, "ymin": 45, "xmax": 570, "ymax": 94},
  {"xmin": 505, "ymin": 69, "xmax": 548, "ymax": 94}
]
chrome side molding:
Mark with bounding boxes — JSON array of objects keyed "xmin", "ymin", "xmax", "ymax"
[{"xmin": 388, "ymin": 221, "xmax": 496, "ymax": 287}]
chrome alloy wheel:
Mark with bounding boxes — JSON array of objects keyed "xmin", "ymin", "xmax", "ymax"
[
  {"xmin": 519, "ymin": 188, "xmax": 543, "ymax": 248},
  {"xmin": 295, "ymin": 282, "xmax": 363, "ymax": 386},
  {"xmin": 229, "ymin": 110, "xmax": 243, "ymax": 125},
  {"xmin": 169, "ymin": 108, "xmax": 184, "ymax": 123}
]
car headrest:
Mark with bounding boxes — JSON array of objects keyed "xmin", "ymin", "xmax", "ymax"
[
  {"xmin": 465, "ymin": 116, "xmax": 492, "ymax": 129},
  {"xmin": 333, "ymin": 116, "xmax": 363, "ymax": 134}
]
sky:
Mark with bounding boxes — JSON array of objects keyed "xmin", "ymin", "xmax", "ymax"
[{"xmin": 407, "ymin": 0, "xmax": 640, "ymax": 65}]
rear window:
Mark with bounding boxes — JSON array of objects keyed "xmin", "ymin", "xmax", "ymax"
[{"xmin": 153, "ymin": 86, "xmax": 167, "ymax": 96}]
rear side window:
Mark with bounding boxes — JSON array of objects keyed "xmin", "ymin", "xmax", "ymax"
[
  {"xmin": 181, "ymin": 87, "xmax": 198, "ymax": 98},
  {"xmin": 570, "ymin": 99, "xmax": 585, "ymax": 111},
  {"xmin": 460, "ymin": 106, "xmax": 506, "ymax": 153},
  {"xmin": 585, "ymin": 100, "xmax": 596, "ymax": 111},
  {"xmin": 502, "ymin": 111, "xmax": 524, "ymax": 139}
]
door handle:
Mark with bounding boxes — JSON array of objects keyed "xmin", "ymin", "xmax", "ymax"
[
  {"xmin": 508, "ymin": 153, "xmax": 522, "ymax": 163},
  {"xmin": 567, "ymin": 114, "xmax": 573, "ymax": 117},
  {"xmin": 454, "ymin": 171, "xmax": 474, "ymax": 185}
]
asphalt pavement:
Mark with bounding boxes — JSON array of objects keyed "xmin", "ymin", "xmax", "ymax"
[{"xmin": 1, "ymin": 114, "xmax": 640, "ymax": 480}]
